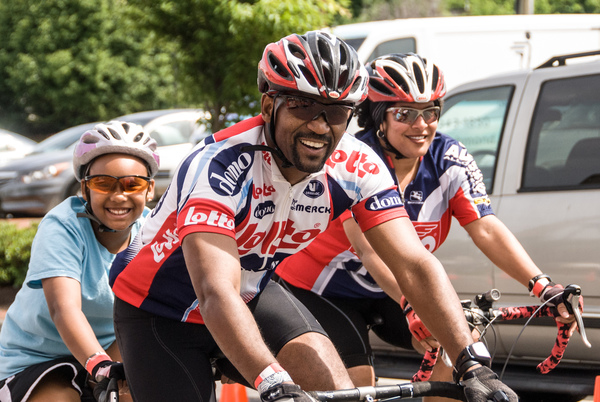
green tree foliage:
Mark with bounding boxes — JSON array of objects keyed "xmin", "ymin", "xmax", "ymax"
[
  {"xmin": 0, "ymin": 0, "xmax": 180, "ymax": 137},
  {"xmin": 445, "ymin": 0, "xmax": 516, "ymax": 15},
  {"xmin": 0, "ymin": 221, "xmax": 39, "ymax": 288},
  {"xmin": 444, "ymin": 0, "xmax": 600, "ymax": 15},
  {"xmin": 353, "ymin": 0, "xmax": 445, "ymax": 21},
  {"xmin": 534, "ymin": 0, "xmax": 600, "ymax": 12},
  {"xmin": 126, "ymin": 0, "xmax": 351, "ymax": 132}
]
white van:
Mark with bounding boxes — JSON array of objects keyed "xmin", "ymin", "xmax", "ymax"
[{"xmin": 330, "ymin": 14, "xmax": 600, "ymax": 89}]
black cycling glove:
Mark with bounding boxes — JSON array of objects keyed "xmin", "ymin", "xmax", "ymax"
[
  {"xmin": 260, "ymin": 383, "xmax": 316, "ymax": 402},
  {"xmin": 92, "ymin": 361, "xmax": 126, "ymax": 382},
  {"xmin": 461, "ymin": 366, "xmax": 518, "ymax": 402}
]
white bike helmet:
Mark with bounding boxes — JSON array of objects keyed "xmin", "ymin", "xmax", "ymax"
[
  {"xmin": 73, "ymin": 120, "xmax": 160, "ymax": 181},
  {"xmin": 367, "ymin": 53, "xmax": 446, "ymax": 103}
]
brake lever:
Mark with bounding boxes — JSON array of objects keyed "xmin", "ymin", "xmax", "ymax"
[{"xmin": 564, "ymin": 284, "xmax": 592, "ymax": 348}]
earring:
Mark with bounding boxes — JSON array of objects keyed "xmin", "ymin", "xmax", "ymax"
[{"xmin": 377, "ymin": 129, "xmax": 385, "ymax": 139}]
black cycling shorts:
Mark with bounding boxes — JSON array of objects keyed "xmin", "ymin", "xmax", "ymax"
[
  {"xmin": 278, "ymin": 279, "xmax": 414, "ymax": 369},
  {"xmin": 114, "ymin": 280, "xmax": 327, "ymax": 402},
  {"xmin": 0, "ymin": 356, "xmax": 94, "ymax": 402}
]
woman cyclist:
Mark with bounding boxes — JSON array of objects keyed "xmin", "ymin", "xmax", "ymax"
[
  {"xmin": 0, "ymin": 121, "xmax": 158, "ymax": 402},
  {"xmin": 276, "ymin": 53, "xmax": 577, "ymax": 401}
]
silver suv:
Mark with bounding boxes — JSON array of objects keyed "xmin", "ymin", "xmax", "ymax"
[{"xmin": 371, "ymin": 51, "xmax": 600, "ymax": 402}]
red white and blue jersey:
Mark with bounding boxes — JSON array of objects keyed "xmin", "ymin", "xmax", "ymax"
[
  {"xmin": 276, "ymin": 129, "xmax": 494, "ymax": 299},
  {"xmin": 109, "ymin": 117, "xmax": 407, "ymax": 323}
]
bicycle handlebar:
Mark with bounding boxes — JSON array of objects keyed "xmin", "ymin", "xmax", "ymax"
[
  {"xmin": 310, "ymin": 381, "xmax": 467, "ymax": 401},
  {"xmin": 412, "ymin": 284, "xmax": 591, "ymax": 381}
]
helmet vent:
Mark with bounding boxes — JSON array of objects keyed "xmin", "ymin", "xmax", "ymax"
[
  {"xmin": 370, "ymin": 79, "xmax": 394, "ymax": 96},
  {"xmin": 383, "ymin": 77, "xmax": 396, "ymax": 89},
  {"xmin": 287, "ymin": 43, "xmax": 306, "ymax": 60},
  {"xmin": 339, "ymin": 46, "xmax": 348, "ymax": 66},
  {"xmin": 317, "ymin": 39, "xmax": 333, "ymax": 66},
  {"xmin": 432, "ymin": 66, "xmax": 440, "ymax": 91},
  {"xmin": 338, "ymin": 69, "xmax": 349, "ymax": 90},
  {"xmin": 122, "ymin": 123, "xmax": 131, "ymax": 133},
  {"xmin": 384, "ymin": 66, "xmax": 409, "ymax": 94},
  {"xmin": 349, "ymin": 77, "xmax": 364, "ymax": 97},
  {"xmin": 133, "ymin": 133, "xmax": 144, "ymax": 142},
  {"xmin": 107, "ymin": 127, "xmax": 122, "ymax": 140},
  {"xmin": 268, "ymin": 52, "xmax": 291, "ymax": 79},
  {"xmin": 412, "ymin": 62, "xmax": 425, "ymax": 93},
  {"xmin": 299, "ymin": 65, "xmax": 317, "ymax": 87},
  {"xmin": 96, "ymin": 129, "xmax": 110, "ymax": 140}
]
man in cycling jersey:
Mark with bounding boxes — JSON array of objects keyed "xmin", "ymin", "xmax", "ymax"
[
  {"xmin": 275, "ymin": 53, "xmax": 579, "ymax": 402},
  {"xmin": 109, "ymin": 32, "xmax": 517, "ymax": 402}
]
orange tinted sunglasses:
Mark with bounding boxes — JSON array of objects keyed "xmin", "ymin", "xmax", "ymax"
[{"xmin": 84, "ymin": 175, "xmax": 151, "ymax": 195}]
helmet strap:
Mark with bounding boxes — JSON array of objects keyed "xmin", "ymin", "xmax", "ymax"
[
  {"xmin": 242, "ymin": 92, "xmax": 293, "ymax": 168},
  {"xmin": 377, "ymin": 128, "xmax": 407, "ymax": 160},
  {"xmin": 76, "ymin": 201, "xmax": 118, "ymax": 233},
  {"xmin": 75, "ymin": 183, "xmax": 130, "ymax": 233}
]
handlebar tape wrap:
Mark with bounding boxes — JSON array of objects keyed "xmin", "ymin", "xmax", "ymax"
[
  {"xmin": 537, "ymin": 321, "xmax": 571, "ymax": 373},
  {"xmin": 412, "ymin": 348, "xmax": 438, "ymax": 382}
]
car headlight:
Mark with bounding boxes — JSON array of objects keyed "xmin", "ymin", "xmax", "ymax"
[{"xmin": 20, "ymin": 162, "xmax": 71, "ymax": 184}]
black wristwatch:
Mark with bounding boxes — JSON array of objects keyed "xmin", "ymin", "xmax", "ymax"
[{"xmin": 453, "ymin": 342, "xmax": 491, "ymax": 383}]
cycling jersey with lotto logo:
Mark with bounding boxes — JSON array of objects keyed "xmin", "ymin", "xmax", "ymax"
[
  {"xmin": 276, "ymin": 129, "xmax": 493, "ymax": 299},
  {"xmin": 109, "ymin": 116, "xmax": 407, "ymax": 323}
]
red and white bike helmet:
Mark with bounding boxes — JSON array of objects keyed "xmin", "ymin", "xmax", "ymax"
[
  {"xmin": 73, "ymin": 120, "xmax": 160, "ymax": 181},
  {"xmin": 366, "ymin": 53, "xmax": 446, "ymax": 103},
  {"xmin": 258, "ymin": 31, "xmax": 369, "ymax": 105}
]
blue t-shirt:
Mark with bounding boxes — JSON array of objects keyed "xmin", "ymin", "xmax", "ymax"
[{"xmin": 0, "ymin": 196, "xmax": 147, "ymax": 380}]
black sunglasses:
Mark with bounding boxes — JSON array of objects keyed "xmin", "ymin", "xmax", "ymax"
[{"xmin": 280, "ymin": 95, "xmax": 354, "ymax": 125}]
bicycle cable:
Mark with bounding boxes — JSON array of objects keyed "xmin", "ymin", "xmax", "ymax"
[{"xmin": 498, "ymin": 291, "xmax": 563, "ymax": 380}]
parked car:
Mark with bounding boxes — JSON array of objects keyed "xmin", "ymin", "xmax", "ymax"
[
  {"xmin": 0, "ymin": 109, "xmax": 209, "ymax": 217},
  {"xmin": 0, "ymin": 129, "xmax": 36, "ymax": 167},
  {"xmin": 370, "ymin": 50, "xmax": 600, "ymax": 402}
]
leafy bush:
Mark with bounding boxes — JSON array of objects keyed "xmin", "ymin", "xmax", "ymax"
[{"xmin": 0, "ymin": 221, "xmax": 39, "ymax": 287}]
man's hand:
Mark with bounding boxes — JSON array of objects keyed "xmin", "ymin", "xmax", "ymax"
[
  {"xmin": 260, "ymin": 383, "xmax": 316, "ymax": 402},
  {"xmin": 461, "ymin": 366, "xmax": 518, "ymax": 401}
]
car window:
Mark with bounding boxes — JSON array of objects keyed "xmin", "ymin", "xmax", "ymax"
[
  {"xmin": 31, "ymin": 122, "xmax": 98, "ymax": 154},
  {"xmin": 522, "ymin": 73, "xmax": 600, "ymax": 190},
  {"xmin": 343, "ymin": 37, "xmax": 366, "ymax": 51},
  {"xmin": 367, "ymin": 37, "xmax": 416, "ymax": 61},
  {"xmin": 438, "ymin": 85, "xmax": 514, "ymax": 193},
  {"xmin": 148, "ymin": 119, "xmax": 206, "ymax": 147}
]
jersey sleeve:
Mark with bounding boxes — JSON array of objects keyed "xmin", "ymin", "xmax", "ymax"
[
  {"xmin": 351, "ymin": 186, "xmax": 408, "ymax": 232},
  {"xmin": 173, "ymin": 141, "xmax": 254, "ymax": 242},
  {"xmin": 329, "ymin": 135, "xmax": 408, "ymax": 232},
  {"xmin": 444, "ymin": 142, "xmax": 494, "ymax": 226},
  {"xmin": 25, "ymin": 214, "xmax": 85, "ymax": 288}
]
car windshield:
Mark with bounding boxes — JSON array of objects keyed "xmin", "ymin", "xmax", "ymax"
[{"xmin": 30, "ymin": 122, "xmax": 99, "ymax": 154}]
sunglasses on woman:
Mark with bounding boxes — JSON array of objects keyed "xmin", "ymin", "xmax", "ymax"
[
  {"xmin": 386, "ymin": 106, "xmax": 440, "ymax": 125},
  {"xmin": 84, "ymin": 175, "xmax": 151, "ymax": 195},
  {"xmin": 281, "ymin": 95, "xmax": 354, "ymax": 125}
]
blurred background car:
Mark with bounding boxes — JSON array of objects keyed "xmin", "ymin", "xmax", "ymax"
[
  {"xmin": 0, "ymin": 109, "xmax": 209, "ymax": 217},
  {"xmin": 0, "ymin": 129, "xmax": 37, "ymax": 167}
]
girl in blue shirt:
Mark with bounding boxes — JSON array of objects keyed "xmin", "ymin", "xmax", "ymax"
[{"xmin": 0, "ymin": 121, "xmax": 159, "ymax": 402}]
